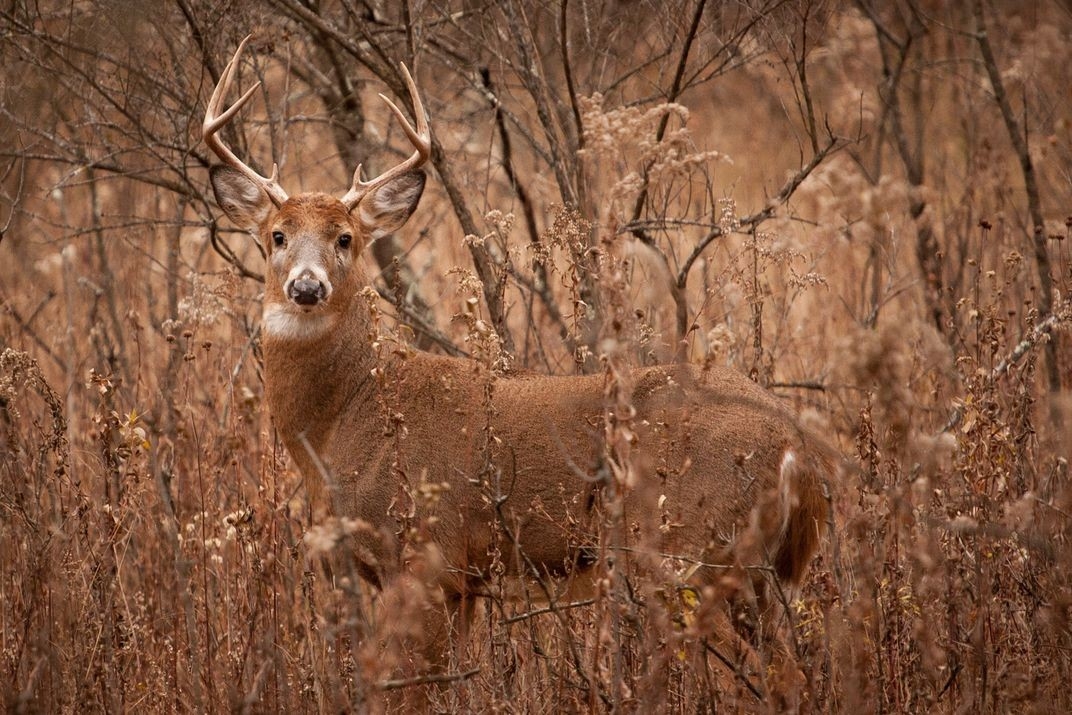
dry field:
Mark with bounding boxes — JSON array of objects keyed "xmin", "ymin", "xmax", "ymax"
[{"xmin": 2, "ymin": 1, "xmax": 1071, "ymax": 712}]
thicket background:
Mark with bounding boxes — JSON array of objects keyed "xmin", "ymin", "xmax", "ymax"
[{"xmin": 2, "ymin": 0, "xmax": 1070, "ymax": 712}]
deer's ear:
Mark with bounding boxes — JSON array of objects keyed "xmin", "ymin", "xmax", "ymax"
[
  {"xmin": 210, "ymin": 165, "xmax": 272, "ymax": 232},
  {"xmin": 353, "ymin": 170, "xmax": 425, "ymax": 242}
]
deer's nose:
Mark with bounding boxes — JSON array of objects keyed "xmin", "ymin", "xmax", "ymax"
[{"xmin": 289, "ymin": 277, "xmax": 325, "ymax": 306}]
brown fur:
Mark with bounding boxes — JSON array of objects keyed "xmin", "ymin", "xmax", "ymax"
[
  {"xmin": 206, "ymin": 60, "xmax": 832, "ymax": 688},
  {"xmin": 209, "ymin": 165, "xmax": 831, "ymax": 635}
]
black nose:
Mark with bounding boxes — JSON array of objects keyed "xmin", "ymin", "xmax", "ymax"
[{"xmin": 289, "ymin": 278, "xmax": 325, "ymax": 306}]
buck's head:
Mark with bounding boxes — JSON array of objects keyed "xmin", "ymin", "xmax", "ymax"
[{"xmin": 204, "ymin": 36, "xmax": 429, "ymax": 341}]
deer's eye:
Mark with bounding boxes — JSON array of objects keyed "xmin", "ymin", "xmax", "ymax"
[
  {"xmin": 271, "ymin": 231, "xmax": 286, "ymax": 248},
  {"xmin": 337, "ymin": 233, "xmax": 353, "ymax": 250}
]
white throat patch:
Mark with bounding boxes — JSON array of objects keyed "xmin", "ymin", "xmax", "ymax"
[{"xmin": 262, "ymin": 303, "xmax": 334, "ymax": 341}]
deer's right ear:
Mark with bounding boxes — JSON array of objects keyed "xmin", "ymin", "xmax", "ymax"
[{"xmin": 210, "ymin": 165, "xmax": 272, "ymax": 232}]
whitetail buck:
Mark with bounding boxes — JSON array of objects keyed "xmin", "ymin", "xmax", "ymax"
[{"xmin": 205, "ymin": 36, "xmax": 830, "ymax": 693}]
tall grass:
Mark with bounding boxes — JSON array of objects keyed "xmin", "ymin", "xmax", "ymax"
[{"xmin": 2, "ymin": 1, "xmax": 1071, "ymax": 712}]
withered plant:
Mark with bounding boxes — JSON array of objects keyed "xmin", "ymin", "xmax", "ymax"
[{"xmin": 2, "ymin": 0, "xmax": 1070, "ymax": 712}]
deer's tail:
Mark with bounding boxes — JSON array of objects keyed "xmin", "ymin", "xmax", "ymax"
[{"xmin": 772, "ymin": 448, "xmax": 830, "ymax": 587}]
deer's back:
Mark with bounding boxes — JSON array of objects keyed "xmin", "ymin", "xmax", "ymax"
[{"xmin": 320, "ymin": 355, "xmax": 824, "ymax": 585}]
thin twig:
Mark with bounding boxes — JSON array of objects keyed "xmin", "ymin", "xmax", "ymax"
[
  {"xmin": 992, "ymin": 310, "xmax": 1068, "ymax": 378},
  {"xmin": 627, "ymin": 0, "xmax": 708, "ymax": 243},
  {"xmin": 669, "ymin": 132, "xmax": 842, "ymax": 339},
  {"xmin": 0, "ymin": 141, "xmax": 26, "ymax": 244},
  {"xmin": 373, "ymin": 284, "xmax": 468, "ymax": 358},
  {"xmin": 377, "ymin": 667, "xmax": 481, "ymax": 690},
  {"xmin": 935, "ymin": 663, "xmax": 962, "ymax": 703},
  {"xmin": 501, "ymin": 0, "xmax": 578, "ymax": 207},
  {"xmin": 941, "ymin": 304, "xmax": 1071, "ymax": 432},
  {"xmin": 503, "ymin": 598, "xmax": 596, "ymax": 624},
  {"xmin": 768, "ymin": 380, "xmax": 827, "ymax": 392},
  {"xmin": 702, "ymin": 641, "xmax": 764, "ymax": 700}
]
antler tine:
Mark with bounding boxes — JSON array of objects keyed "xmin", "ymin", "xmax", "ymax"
[
  {"xmin": 340, "ymin": 62, "xmax": 431, "ymax": 211},
  {"xmin": 203, "ymin": 35, "xmax": 289, "ymax": 207}
]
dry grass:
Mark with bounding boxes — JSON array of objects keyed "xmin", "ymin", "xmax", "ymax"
[{"xmin": 2, "ymin": 1, "xmax": 1071, "ymax": 712}]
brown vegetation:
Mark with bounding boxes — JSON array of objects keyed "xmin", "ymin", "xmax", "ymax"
[{"xmin": 1, "ymin": 1, "xmax": 1070, "ymax": 712}]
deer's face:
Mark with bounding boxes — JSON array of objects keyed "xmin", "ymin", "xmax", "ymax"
[
  {"xmin": 204, "ymin": 40, "xmax": 429, "ymax": 343},
  {"xmin": 259, "ymin": 194, "xmax": 361, "ymax": 340},
  {"xmin": 210, "ymin": 166, "xmax": 425, "ymax": 342}
]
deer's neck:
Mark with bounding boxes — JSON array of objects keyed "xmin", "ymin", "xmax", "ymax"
[{"xmin": 261, "ymin": 302, "xmax": 378, "ymax": 461}]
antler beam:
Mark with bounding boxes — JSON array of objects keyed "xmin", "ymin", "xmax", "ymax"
[
  {"xmin": 202, "ymin": 35, "xmax": 289, "ymax": 207},
  {"xmin": 339, "ymin": 63, "xmax": 431, "ymax": 211}
]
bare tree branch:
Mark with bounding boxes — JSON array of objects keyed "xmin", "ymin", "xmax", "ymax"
[{"xmin": 973, "ymin": 0, "xmax": 1060, "ymax": 392}]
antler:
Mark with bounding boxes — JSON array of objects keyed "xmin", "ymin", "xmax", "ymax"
[
  {"xmin": 202, "ymin": 35, "xmax": 289, "ymax": 207},
  {"xmin": 339, "ymin": 63, "xmax": 431, "ymax": 211}
]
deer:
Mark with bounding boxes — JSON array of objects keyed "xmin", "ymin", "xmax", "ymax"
[{"xmin": 204, "ymin": 36, "xmax": 832, "ymax": 697}]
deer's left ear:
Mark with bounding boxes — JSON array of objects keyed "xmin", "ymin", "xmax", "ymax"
[{"xmin": 353, "ymin": 170, "xmax": 426, "ymax": 242}]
